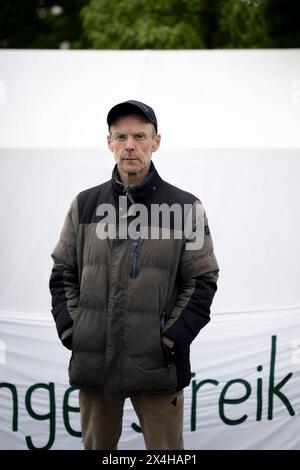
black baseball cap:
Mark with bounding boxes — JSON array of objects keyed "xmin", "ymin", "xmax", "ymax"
[{"xmin": 107, "ymin": 100, "xmax": 158, "ymax": 132}]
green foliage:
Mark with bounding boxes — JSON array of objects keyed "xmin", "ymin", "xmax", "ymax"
[
  {"xmin": 1, "ymin": 0, "xmax": 299, "ymax": 49},
  {"xmin": 219, "ymin": 0, "xmax": 271, "ymax": 48},
  {"xmin": 81, "ymin": 0, "xmax": 300, "ymax": 49},
  {"xmin": 81, "ymin": 0, "xmax": 205, "ymax": 49}
]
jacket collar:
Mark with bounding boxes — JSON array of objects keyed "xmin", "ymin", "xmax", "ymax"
[{"xmin": 111, "ymin": 161, "xmax": 163, "ymax": 203}]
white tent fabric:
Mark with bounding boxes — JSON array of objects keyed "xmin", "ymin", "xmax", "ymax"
[
  {"xmin": 0, "ymin": 50, "xmax": 300, "ymax": 450},
  {"xmin": 0, "ymin": 49, "xmax": 300, "ymax": 149}
]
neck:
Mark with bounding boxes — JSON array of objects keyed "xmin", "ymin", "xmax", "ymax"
[{"xmin": 117, "ymin": 165, "xmax": 151, "ymax": 187}]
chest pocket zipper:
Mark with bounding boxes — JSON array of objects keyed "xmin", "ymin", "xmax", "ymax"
[{"xmin": 130, "ymin": 238, "xmax": 140, "ymax": 279}]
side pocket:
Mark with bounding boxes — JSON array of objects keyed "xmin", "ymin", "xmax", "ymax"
[
  {"xmin": 160, "ymin": 309, "xmax": 176, "ymax": 367},
  {"xmin": 160, "ymin": 308, "xmax": 167, "ymax": 332},
  {"xmin": 162, "ymin": 342, "xmax": 175, "ymax": 367}
]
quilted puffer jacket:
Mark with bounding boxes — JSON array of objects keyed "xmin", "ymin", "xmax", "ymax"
[{"xmin": 49, "ymin": 162, "xmax": 219, "ymax": 399}]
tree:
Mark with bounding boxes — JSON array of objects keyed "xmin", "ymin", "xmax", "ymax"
[
  {"xmin": 1, "ymin": 0, "xmax": 299, "ymax": 49},
  {"xmin": 0, "ymin": 0, "xmax": 88, "ymax": 48},
  {"xmin": 263, "ymin": 0, "xmax": 300, "ymax": 48},
  {"xmin": 219, "ymin": 0, "xmax": 270, "ymax": 48},
  {"xmin": 81, "ymin": 0, "xmax": 207, "ymax": 49},
  {"xmin": 81, "ymin": 0, "xmax": 300, "ymax": 49}
]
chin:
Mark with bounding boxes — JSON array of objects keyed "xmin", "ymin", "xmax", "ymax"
[
  {"xmin": 122, "ymin": 163, "xmax": 141, "ymax": 172},
  {"xmin": 127, "ymin": 172, "xmax": 139, "ymax": 177}
]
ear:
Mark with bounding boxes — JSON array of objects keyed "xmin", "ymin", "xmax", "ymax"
[
  {"xmin": 151, "ymin": 133, "xmax": 161, "ymax": 153},
  {"xmin": 107, "ymin": 134, "xmax": 114, "ymax": 152}
]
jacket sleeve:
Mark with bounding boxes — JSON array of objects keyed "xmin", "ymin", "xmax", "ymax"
[
  {"xmin": 163, "ymin": 200, "xmax": 219, "ymax": 350},
  {"xmin": 49, "ymin": 197, "xmax": 79, "ymax": 348}
]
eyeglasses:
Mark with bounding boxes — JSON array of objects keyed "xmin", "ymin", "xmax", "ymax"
[{"xmin": 110, "ymin": 132, "xmax": 155, "ymax": 144}]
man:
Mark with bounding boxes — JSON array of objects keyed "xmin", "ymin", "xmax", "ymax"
[{"xmin": 49, "ymin": 100, "xmax": 219, "ymax": 450}]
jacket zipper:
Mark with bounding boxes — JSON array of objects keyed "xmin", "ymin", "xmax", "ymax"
[{"xmin": 130, "ymin": 238, "xmax": 140, "ymax": 279}]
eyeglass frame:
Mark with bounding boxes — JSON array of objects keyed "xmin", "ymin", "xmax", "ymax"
[{"xmin": 109, "ymin": 131, "xmax": 156, "ymax": 144}]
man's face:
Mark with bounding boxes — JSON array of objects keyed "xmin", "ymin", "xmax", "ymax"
[{"xmin": 107, "ymin": 114, "xmax": 161, "ymax": 180}]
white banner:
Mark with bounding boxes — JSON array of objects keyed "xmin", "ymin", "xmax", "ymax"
[{"xmin": 1, "ymin": 307, "xmax": 299, "ymax": 450}]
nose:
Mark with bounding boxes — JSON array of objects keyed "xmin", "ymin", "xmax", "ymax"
[{"xmin": 125, "ymin": 134, "xmax": 135, "ymax": 151}]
